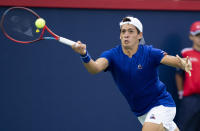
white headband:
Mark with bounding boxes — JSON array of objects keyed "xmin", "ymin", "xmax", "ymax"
[{"xmin": 119, "ymin": 16, "xmax": 143, "ymax": 33}]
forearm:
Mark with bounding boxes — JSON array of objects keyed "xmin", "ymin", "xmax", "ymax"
[
  {"xmin": 161, "ymin": 55, "xmax": 184, "ymax": 69},
  {"xmin": 80, "ymin": 53, "xmax": 108, "ymax": 74},
  {"xmin": 83, "ymin": 59, "xmax": 103, "ymax": 74},
  {"xmin": 71, "ymin": 41, "xmax": 108, "ymax": 74},
  {"xmin": 175, "ymin": 73, "xmax": 184, "ymax": 99},
  {"xmin": 175, "ymin": 73, "xmax": 184, "ymax": 91},
  {"xmin": 161, "ymin": 54, "xmax": 192, "ymax": 76}
]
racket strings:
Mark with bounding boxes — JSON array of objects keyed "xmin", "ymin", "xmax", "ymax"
[{"xmin": 1, "ymin": 8, "xmax": 41, "ymax": 42}]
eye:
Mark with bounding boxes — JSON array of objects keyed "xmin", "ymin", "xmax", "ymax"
[
  {"xmin": 128, "ymin": 29, "xmax": 134, "ymax": 33},
  {"xmin": 121, "ymin": 30, "xmax": 126, "ymax": 33}
]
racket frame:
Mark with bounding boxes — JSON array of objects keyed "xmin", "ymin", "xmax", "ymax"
[{"xmin": 0, "ymin": 7, "xmax": 75, "ymax": 46}]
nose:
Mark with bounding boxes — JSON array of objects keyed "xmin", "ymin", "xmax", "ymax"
[{"xmin": 123, "ymin": 32, "xmax": 129, "ymax": 38}]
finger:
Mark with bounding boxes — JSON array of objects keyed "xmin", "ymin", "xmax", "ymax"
[
  {"xmin": 77, "ymin": 41, "xmax": 81, "ymax": 44},
  {"xmin": 81, "ymin": 45, "xmax": 87, "ymax": 54},
  {"xmin": 72, "ymin": 41, "xmax": 80, "ymax": 48},
  {"xmin": 176, "ymin": 54, "xmax": 182, "ymax": 61},
  {"xmin": 190, "ymin": 64, "xmax": 192, "ymax": 70},
  {"xmin": 176, "ymin": 54, "xmax": 184, "ymax": 63},
  {"xmin": 79, "ymin": 44, "xmax": 84, "ymax": 50},
  {"xmin": 83, "ymin": 49, "xmax": 86, "ymax": 54},
  {"xmin": 188, "ymin": 71, "xmax": 191, "ymax": 77},
  {"xmin": 186, "ymin": 56, "xmax": 189, "ymax": 64},
  {"xmin": 187, "ymin": 59, "xmax": 192, "ymax": 70},
  {"xmin": 74, "ymin": 41, "xmax": 81, "ymax": 47},
  {"xmin": 71, "ymin": 43, "xmax": 77, "ymax": 49},
  {"xmin": 82, "ymin": 44, "xmax": 86, "ymax": 49},
  {"xmin": 176, "ymin": 54, "xmax": 180, "ymax": 59}
]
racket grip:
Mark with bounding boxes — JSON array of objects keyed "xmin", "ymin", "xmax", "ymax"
[{"xmin": 59, "ymin": 37, "xmax": 76, "ymax": 46}]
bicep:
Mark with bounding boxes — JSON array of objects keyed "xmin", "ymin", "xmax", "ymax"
[
  {"xmin": 95, "ymin": 57, "xmax": 109, "ymax": 72},
  {"xmin": 83, "ymin": 57, "xmax": 109, "ymax": 74}
]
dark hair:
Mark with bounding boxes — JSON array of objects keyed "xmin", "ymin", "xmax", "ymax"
[
  {"xmin": 122, "ymin": 17, "xmax": 131, "ymax": 22},
  {"xmin": 195, "ymin": 33, "xmax": 200, "ymax": 36}
]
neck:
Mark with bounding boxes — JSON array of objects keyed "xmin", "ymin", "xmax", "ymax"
[
  {"xmin": 122, "ymin": 43, "xmax": 139, "ymax": 58},
  {"xmin": 193, "ymin": 44, "xmax": 200, "ymax": 52}
]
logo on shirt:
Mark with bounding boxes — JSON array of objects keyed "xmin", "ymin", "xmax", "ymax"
[
  {"xmin": 150, "ymin": 114, "xmax": 156, "ymax": 119},
  {"xmin": 138, "ymin": 64, "xmax": 142, "ymax": 69},
  {"xmin": 189, "ymin": 57, "xmax": 198, "ymax": 62}
]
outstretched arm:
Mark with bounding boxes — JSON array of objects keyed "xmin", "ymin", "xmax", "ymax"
[
  {"xmin": 71, "ymin": 41, "xmax": 109, "ymax": 74},
  {"xmin": 160, "ymin": 55, "xmax": 192, "ymax": 76}
]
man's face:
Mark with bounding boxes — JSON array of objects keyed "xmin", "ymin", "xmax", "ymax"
[
  {"xmin": 190, "ymin": 33, "xmax": 200, "ymax": 47},
  {"xmin": 120, "ymin": 24, "xmax": 142, "ymax": 48}
]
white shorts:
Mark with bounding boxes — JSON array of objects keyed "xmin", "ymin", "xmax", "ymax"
[{"xmin": 138, "ymin": 105, "xmax": 178, "ymax": 131}]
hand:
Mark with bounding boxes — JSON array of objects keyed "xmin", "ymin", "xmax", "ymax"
[
  {"xmin": 178, "ymin": 90, "xmax": 183, "ymax": 99},
  {"xmin": 176, "ymin": 55, "xmax": 192, "ymax": 77},
  {"xmin": 72, "ymin": 41, "xmax": 86, "ymax": 55}
]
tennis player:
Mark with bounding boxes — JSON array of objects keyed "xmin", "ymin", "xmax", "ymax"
[{"xmin": 72, "ymin": 16, "xmax": 192, "ymax": 131}]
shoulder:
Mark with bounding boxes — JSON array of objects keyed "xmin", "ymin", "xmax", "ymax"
[
  {"xmin": 100, "ymin": 44, "xmax": 121, "ymax": 59},
  {"xmin": 140, "ymin": 44, "xmax": 153, "ymax": 50},
  {"xmin": 139, "ymin": 44, "xmax": 154, "ymax": 54},
  {"xmin": 111, "ymin": 45, "xmax": 121, "ymax": 52},
  {"xmin": 181, "ymin": 47, "xmax": 194, "ymax": 55}
]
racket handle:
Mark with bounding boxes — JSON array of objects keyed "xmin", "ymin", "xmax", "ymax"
[{"xmin": 59, "ymin": 37, "xmax": 76, "ymax": 46}]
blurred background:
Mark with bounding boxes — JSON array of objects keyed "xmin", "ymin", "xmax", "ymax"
[{"xmin": 0, "ymin": 0, "xmax": 200, "ymax": 131}]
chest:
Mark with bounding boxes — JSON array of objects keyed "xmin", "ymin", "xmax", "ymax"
[
  {"xmin": 183, "ymin": 52, "xmax": 200, "ymax": 68},
  {"xmin": 113, "ymin": 54, "xmax": 153, "ymax": 77}
]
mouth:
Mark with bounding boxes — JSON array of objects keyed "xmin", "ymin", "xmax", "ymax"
[{"xmin": 124, "ymin": 40, "xmax": 129, "ymax": 44}]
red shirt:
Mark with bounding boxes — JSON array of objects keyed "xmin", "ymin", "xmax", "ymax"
[{"xmin": 181, "ymin": 48, "xmax": 200, "ymax": 96}]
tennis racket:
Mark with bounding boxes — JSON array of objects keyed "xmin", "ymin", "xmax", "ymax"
[{"xmin": 0, "ymin": 7, "xmax": 76, "ymax": 46}]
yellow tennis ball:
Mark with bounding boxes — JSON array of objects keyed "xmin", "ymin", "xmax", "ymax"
[{"xmin": 35, "ymin": 18, "xmax": 46, "ymax": 29}]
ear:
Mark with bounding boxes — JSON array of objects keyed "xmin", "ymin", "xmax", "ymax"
[
  {"xmin": 138, "ymin": 32, "xmax": 143, "ymax": 39},
  {"xmin": 189, "ymin": 34, "xmax": 193, "ymax": 41}
]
